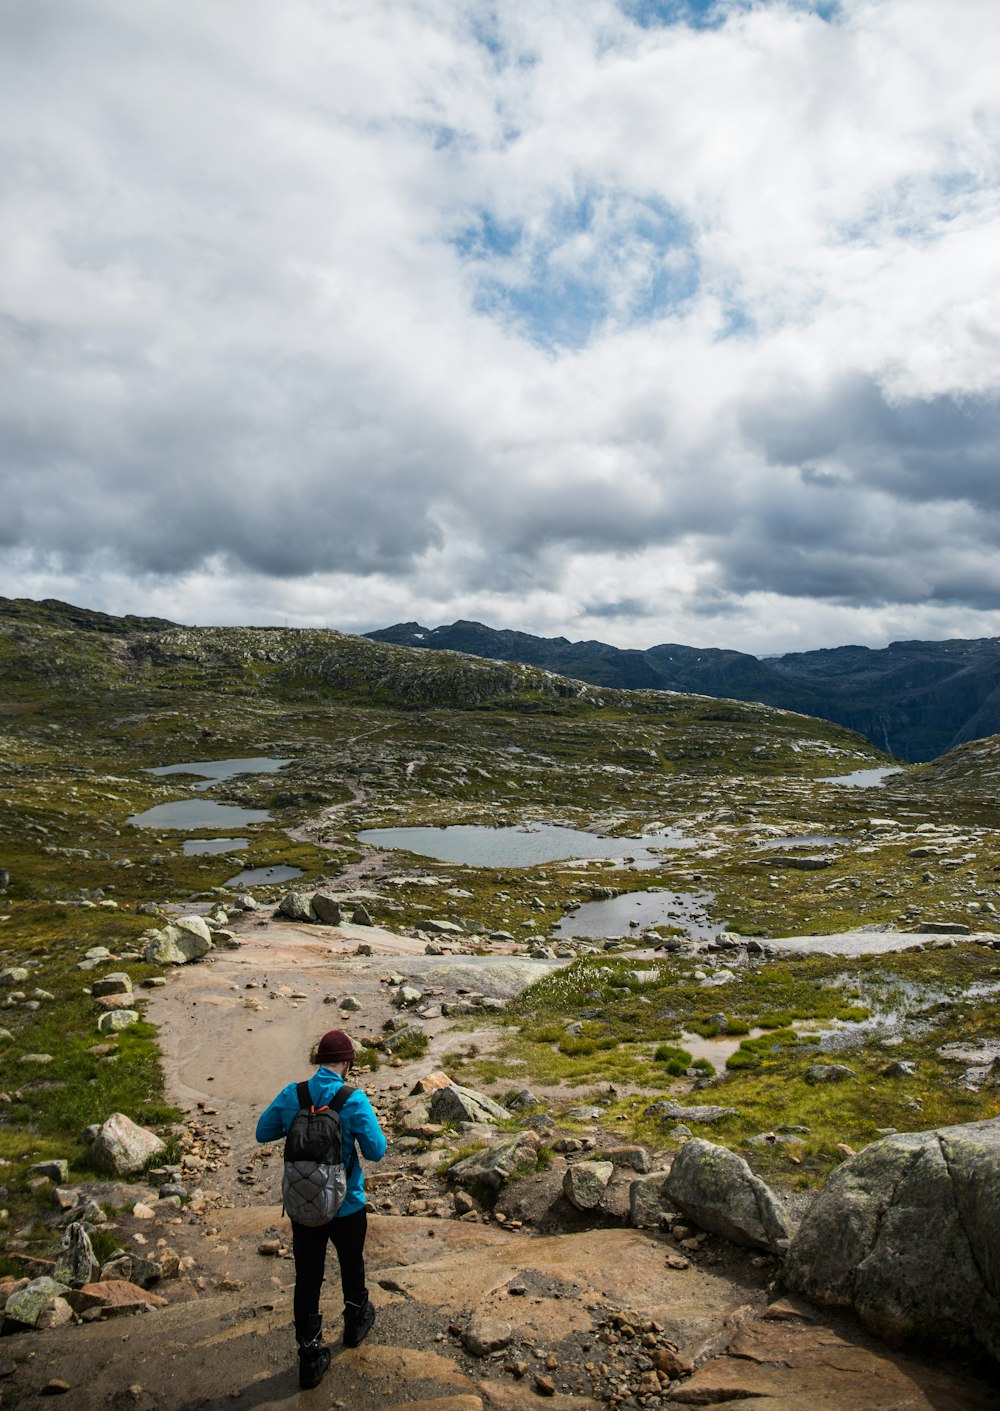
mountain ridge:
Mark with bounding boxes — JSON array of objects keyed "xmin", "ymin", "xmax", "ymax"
[{"xmin": 366, "ymin": 620, "xmax": 1000, "ymax": 762}]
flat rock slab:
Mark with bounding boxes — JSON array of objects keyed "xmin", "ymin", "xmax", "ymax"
[{"xmin": 667, "ymin": 1320, "xmax": 997, "ymax": 1409}]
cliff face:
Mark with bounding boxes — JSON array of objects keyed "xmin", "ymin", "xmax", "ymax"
[{"xmin": 368, "ymin": 622, "xmax": 1000, "ymax": 761}]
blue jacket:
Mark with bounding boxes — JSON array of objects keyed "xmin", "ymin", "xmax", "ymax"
[{"xmin": 256, "ymin": 1068, "xmax": 387, "ymax": 1218}]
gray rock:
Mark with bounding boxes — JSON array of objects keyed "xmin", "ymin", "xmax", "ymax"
[
  {"xmin": 311, "ymin": 892, "xmax": 342, "ymax": 926},
  {"xmin": 53, "ymin": 1222, "xmax": 100, "ymax": 1287},
  {"xmin": 508, "ymin": 1089, "xmax": 541, "ymax": 1110},
  {"xmin": 278, "ymin": 891, "xmax": 316, "ymax": 923},
  {"xmin": 448, "ymin": 1133, "xmax": 538, "ymax": 1191},
  {"xmin": 784, "ymin": 1117, "xmax": 1000, "ymax": 1360},
  {"xmin": 91, "ymin": 973, "xmax": 132, "ymax": 998},
  {"xmin": 383, "ymin": 1024, "xmax": 425, "ymax": 1054},
  {"xmin": 0, "ymin": 966, "xmax": 29, "ymax": 985},
  {"xmin": 143, "ymin": 921, "xmax": 213, "ymax": 965},
  {"xmin": 351, "ymin": 903, "xmax": 373, "ymax": 926},
  {"xmin": 393, "ymin": 985, "xmax": 423, "ymax": 1008},
  {"xmin": 880, "ymin": 1060, "xmax": 917, "ymax": 1078},
  {"xmin": 338, "ymin": 995, "xmax": 363, "ymax": 1012},
  {"xmin": 429, "ymin": 1083, "xmax": 512, "ymax": 1126},
  {"xmin": 90, "ymin": 1112, "xmax": 167, "ymax": 1176},
  {"xmin": 462, "ymin": 1317, "xmax": 513, "ymax": 1356},
  {"xmin": 28, "ymin": 1159, "xmax": 69, "ymax": 1182},
  {"xmin": 607, "ymin": 1145, "xmax": 651, "ymax": 1173},
  {"xmin": 233, "ymin": 893, "xmax": 258, "ymax": 911},
  {"xmin": 564, "ymin": 1105, "xmax": 603, "ymax": 1122},
  {"xmin": 629, "ymin": 1172, "xmax": 676, "ymax": 1228},
  {"xmin": 664, "ymin": 1138, "xmax": 791, "ymax": 1253},
  {"xmin": 100, "ymin": 1254, "xmax": 162, "ymax": 1288},
  {"xmin": 803, "ymin": 1064, "xmax": 856, "ymax": 1084},
  {"xmin": 3, "ymin": 1276, "xmax": 71, "ymax": 1327},
  {"xmin": 644, "ymin": 1100, "xmax": 739, "ymax": 1124},
  {"xmin": 423, "ymin": 919, "xmax": 464, "ymax": 935},
  {"xmin": 97, "ymin": 1009, "xmax": 140, "ymax": 1033},
  {"xmin": 563, "ymin": 1161, "xmax": 614, "ymax": 1210}
]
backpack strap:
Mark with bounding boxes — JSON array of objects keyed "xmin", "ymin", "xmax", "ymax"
[
  {"xmin": 295, "ymin": 1080, "xmax": 313, "ymax": 1112},
  {"xmin": 329, "ymin": 1084, "xmax": 354, "ymax": 1113}
]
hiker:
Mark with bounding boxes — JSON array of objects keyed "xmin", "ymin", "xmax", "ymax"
[{"xmin": 256, "ymin": 1028, "xmax": 387, "ymax": 1389}]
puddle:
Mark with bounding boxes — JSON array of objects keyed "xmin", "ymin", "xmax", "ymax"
[
  {"xmin": 356, "ymin": 822, "xmax": 696, "ymax": 869},
  {"xmin": 182, "ymin": 837, "xmax": 250, "ymax": 856},
  {"xmin": 225, "ymin": 865, "xmax": 303, "ymax": 887},
  {"xmin": 129, "ymin": 800, "xmax": 272, "ymax": 829},
  {"xmin": 679, "ymin": 1028, "xmax": 770, "ymax": 1070},
  {"xmin": 553, "ymin": 889, "xmax": 721, "ymax": 941},
  {"xmin": 146, "ymin": 756, "xmax": 291, "ymax": 793},
  {"xmin": 819, "ymin": 768, "xmax": 902, "ymax": 788}
]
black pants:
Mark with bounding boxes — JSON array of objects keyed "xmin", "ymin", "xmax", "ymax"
[{"xmin": 291, "ymin": 1207, "xmax": 368, "ymax": 1329}]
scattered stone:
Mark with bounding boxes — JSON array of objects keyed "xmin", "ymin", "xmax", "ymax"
[
  {"xmin": 351, "ymin": 903, "xmax": 373, "ymax": 926},
  {"xmin": 563, "ymin": 1161, "xmax": 614, "ymax": 1210},
  {"xmin": 393, "ymin": 985, "xmax": 423, "ymax": 1008},
  {"xmin": 429, "ymin": 1083, "xmax": 512, "ymax": 1126},
  {"xmin": 97, "ymin": 1009, "xmax": 140, "ymax": 1033},
  {"xmin": 40, "ymin": 1379, "xmax": 72, "ymax": 1395},
  {"xmin": 880, "ymin": 1060, "xmax": 917, "ymax": 1078},
  {"xmin": 69, "ymin": 1280, "xmax": 168, "ymax": 1316},
  {"xmin": 53, "ymin": 1222, "xmax": 100, "ymax": 1288},
  {"xmin": 644, "ymin": 1099, "xmax": 739, "ymax": 1124},
  {"xmin": 91, "ymin": 973, "xmax": 132, "ymax": 998},
  {"xmin": 448, "ymin": 1133, "xmax": 538, "ymax": 1191},
  {"xmin": 461, "ymin": 1317, "xmax": 513, "ymax": 1356},
  {"xmin": 277, "ymin": 892, "xmax": 316, "ymax": 923},
  {"xmin": 607, "ymin": 1145, "xmax": 651, "ymax": 1173},
  {"xmin": 3, "ymin": 1276, "xmax": 71, "ymax": 1327},
  {"xmin": 28, "ymin": 1159, "xmax": 69, "ymax": 1183},
  {"xmin": 338, "ymin": 995, "xmax": 363, "ymax": 1012},
  {"xmin": 803, "ymin": 1064, "xmax": 856, "ymax": 1085},
  {"xmin": 629, "ymin": 1173, "xmax": 675, "ymax": 1228},
  {"xmin": 100, "ymin": 1255, "xmax": 162, "ymax": 1288},
  {"xmin": 665, "ymin": 1138, "xmax": 791, "ymax": 1253},
  {"xmin": 90, "ymin": 1113, "xmax": 167, "ymax": 1176}
]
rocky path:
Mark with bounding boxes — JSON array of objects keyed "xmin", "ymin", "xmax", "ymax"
[{"xmin": 5, "ymin": 910, "xmax": 998, "ymax": 1411}]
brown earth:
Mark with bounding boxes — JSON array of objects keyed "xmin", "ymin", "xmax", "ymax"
[{"xmin": 4, "ymin": 911, "xmax": 998, "ymax": 1410}]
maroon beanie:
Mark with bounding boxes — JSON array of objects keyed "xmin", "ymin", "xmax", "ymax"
[{"xmin": 316, "ymin": 1029, "xmax": 355, "ymax": 1066}]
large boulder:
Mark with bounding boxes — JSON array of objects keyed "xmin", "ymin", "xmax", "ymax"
[
  {"xmin": 784, "ymin": 1117, "xmax": 1000, "ymax": 1360},
  {"xmin": 90, "ymin": 1113, "xmax": 167, "ymax": 1176},
  {"xmin": 311, "ymin": 892, "xmax": 342, "ymax": 926},
  {"xmin": 664, "ymin": 1138, "xmax": 791, "ymax": 1253},
  {"xmin": 629, "ymin": 1172, "xmax": 676, "ymax": 1228},
  {"xmin": 278, "ymin": 891, "xmax": 316, "ymax": 923},
  {"xmin": 448, "ymin": 1133, "xmax": 538, "ymax": 1191},
  {"xmin": 429, "ymin": 1083, "xmax": 512, "ymax": 1126},
  {"xmin": 143, "ymin": 918, "xmax": 213, "ymax": 965},
  {"xmin": 3, "ymin": 1276, "xmax": 71, "ymax": 1327}
]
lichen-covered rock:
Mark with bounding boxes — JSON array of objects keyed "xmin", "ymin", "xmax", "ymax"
[
  {"xmin": 664, "ymin": 1138, "xmax": 791, "ymax": 1253},
  {"xmin": 4, "ymin": 1276, "xmax": 71, "ymax": 1327},
  {"xmin": 784, "ymin": 1117, "xmax": 1000, "ymax": 1361},
  {"xmin": 563, "ymin": 1161, "xmax": 614, "ymax": 1210},
  {"xmin": 97, "ymin": 1009, "xmax": 140, "ymax": 1033},
  {"xmin": 90, "ymin": 1112, "xmax": 167, "ymax": 1176},
  {"xmin": 28, "ymin": 1159, "xmax": 69, "ymax": 1183},
  {"xmin": 53, "ymin": 1222, "xmax": 100, "ymax": 1288},
  {"xmin": 278, "ymin": 891, "xmax": 316, "ymax": 922},
  {"xmin": 143, "ymin": 921, "xmax": 212, "ymax": 965},
  {"xmin": 803, "ymin": 1063, "xmax": 856, "ymax": 1084},
  {"xmin": 429, "ymin": 1083, "xmax": 512, "ymax": 1126},
  {"xmin": 448, "ymin": 1133, "xmax": 538, "ymax": 1191}
]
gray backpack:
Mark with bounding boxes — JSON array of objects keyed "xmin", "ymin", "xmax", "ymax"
[{"xmin": 282, "ymin": 1081, "xmax": 354, "ymax": 1226}]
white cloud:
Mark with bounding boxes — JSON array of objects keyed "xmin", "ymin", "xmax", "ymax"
[{"xmin": 1, "ymin": 0, "xmax": 999, "ymax": 653}]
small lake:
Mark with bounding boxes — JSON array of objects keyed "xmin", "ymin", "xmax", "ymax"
[
  {"xmin": 356, "ymin": 822, "xmax": 695, "ymax": 869},
  {"xmin": 225, "ymin": 865, "xmax": 303, "ymax": 887},
  {"xmin": 129, "ymin": 800, "xmax": 272, "ymax": 830},
  {"xmin": 553, "ymin": 888, "xmax": 721, "ymax": 941},
  {"xmin": 820, "ymin": 768, "xmax": 902, "ymax": 788},
  {"xmin": 146, "ymin": 756, "xmax": 291, "ymax": 792},
  {"xmin": 182, "ymin": 837, "xmax": 250, "ymax": 856}
]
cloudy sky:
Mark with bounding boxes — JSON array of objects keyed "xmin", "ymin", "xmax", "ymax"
[{"xmin": 2, "ymin": 0, "xmax": 999, "ymax": 655}]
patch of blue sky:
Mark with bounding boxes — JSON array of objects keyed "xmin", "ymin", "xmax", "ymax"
[
  {"xmin": 621, "ymin": 0, "xmax": 841, "ymax": 29},
  {"xmin": 455, "ymin": 194, "xmax": 701, "ymax": 348},
  {"xmin": 834, "ymin": 169, "xmax": 987, "ymax": 246}
]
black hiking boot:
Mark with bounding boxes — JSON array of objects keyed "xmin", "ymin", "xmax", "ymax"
[
  {"xmin": 296, "ymin": 1314, "xmax": 332, "ymax": 1389},
  {"xmin": 343, "ymin": 1294, "xmax": 376, "ymax": 1348}
]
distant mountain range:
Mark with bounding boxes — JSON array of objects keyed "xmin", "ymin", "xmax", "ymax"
[{"xmin": 366, "ymin": 621, "xmax": 1000, "ymax": 762}]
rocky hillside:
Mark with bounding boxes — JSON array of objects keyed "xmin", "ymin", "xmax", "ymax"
[{"xmin": 368, "ymin": 620, "xmax": 1000, "ymax": 762}]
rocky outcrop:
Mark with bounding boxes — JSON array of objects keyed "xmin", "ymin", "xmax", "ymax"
[
  {"xmin": 784, "ymin": 1117, "xmax": 1000, "ymax": 1360},
  {"xmin": 664, "ymin": 1138, "xmax": 791, "ymax": 1253}
]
